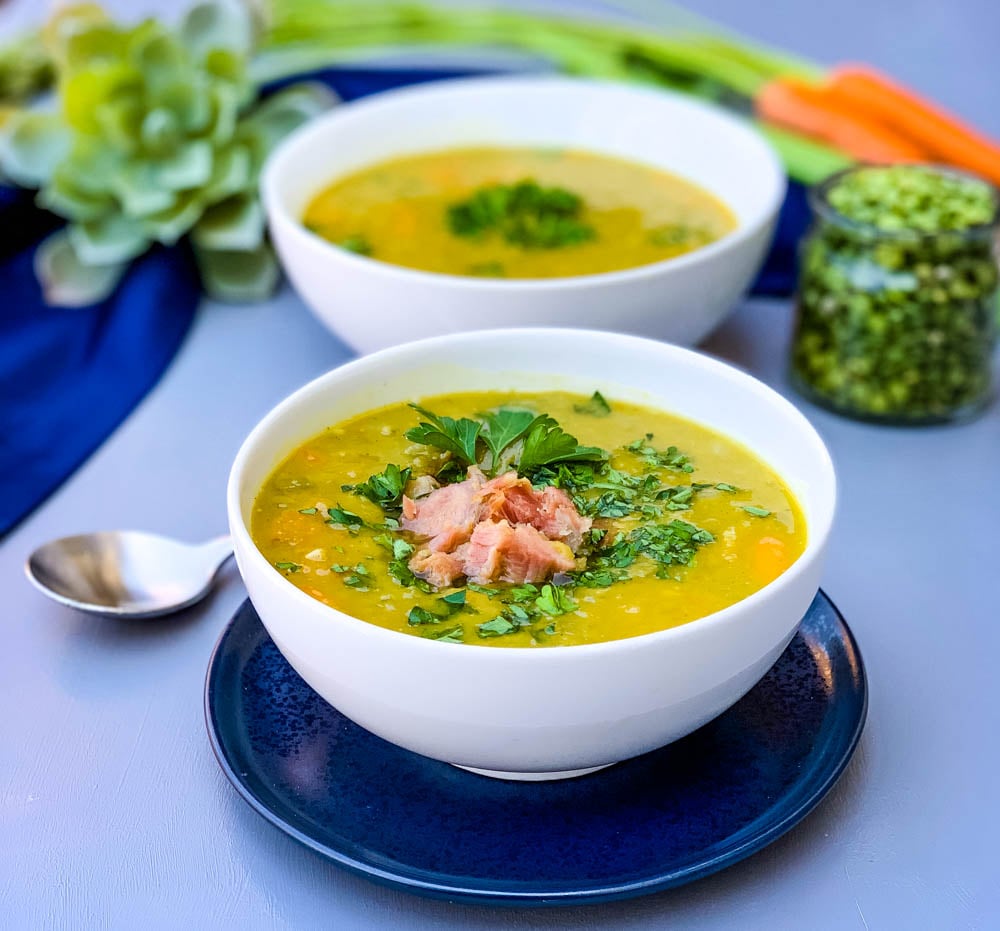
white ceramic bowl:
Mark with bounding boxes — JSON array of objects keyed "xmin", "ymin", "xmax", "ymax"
[
  {"xmin": 263, "ymin": 76, "xmax": 785, "ymax": 353},
  {"xmin": 228, "ymin": 329, "xmax": 836, "ymax": 780}
]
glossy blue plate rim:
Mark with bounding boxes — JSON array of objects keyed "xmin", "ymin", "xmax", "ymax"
[{"xmin": 204, "ymin": 590, "xmax": 867, "ymax": 906}]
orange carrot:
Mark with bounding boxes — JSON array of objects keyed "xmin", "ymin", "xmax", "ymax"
[
  {"xmin": 827, "ymin": 65, "xmax": 1000, "ymax": 185},
  {"xmin": 753, "ymin": 537, "xmax": 789, "ymax": 585},
  {"xmin": 756, "ymin": 76, "xmax": 927, "ymax": 164}
]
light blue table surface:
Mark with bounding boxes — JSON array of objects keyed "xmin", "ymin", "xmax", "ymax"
[{"xmin": 2, "ymin": 2, "xmax": 999, "ymax": 928}]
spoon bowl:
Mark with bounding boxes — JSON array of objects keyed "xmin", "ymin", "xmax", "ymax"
[{"xmin": 26, "ymin": 532, "xmax": 233, "ymax": 618}]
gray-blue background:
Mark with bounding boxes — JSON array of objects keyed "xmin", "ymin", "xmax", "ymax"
[{"xmin": 2, "ymin": 2, "xmax": 997, "ymax": 927}]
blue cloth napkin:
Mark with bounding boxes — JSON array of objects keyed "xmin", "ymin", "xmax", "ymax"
[{"xmin": 0, "ymin": 66, "xmax": 807, "ymax": 538}]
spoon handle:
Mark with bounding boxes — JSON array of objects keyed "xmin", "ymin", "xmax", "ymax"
[{"xmin": 198, "ymin": 535, "xmax": 234, "ymax": 574}]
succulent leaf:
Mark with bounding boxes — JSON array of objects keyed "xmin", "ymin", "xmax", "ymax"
[
  {"xmin": 202, "ymin": 143, "xmax": 253, "ymax": 201},
  {"xmin": 193, "ymin": 193, "xmax": 265, "ymax": 252},
  {"xmin": 0, "ymin": 110, "xmax": 70, "ymax": 187},
  {"xmin": 149, "ymin": 139, "xmax": 213, "ymax": 190},
  {"xmin": 181, "ymin": 1, "xmax": 255, "ymax": 61},
  {"xmin": 140, "ymin": 190, "xmax": 206, "ymax": 245},
  {"xmin": 69, "ymin": 213, "xmax": 150, "ymax": 265},
  {"xmin": 11, "ymin": 1, "xmax": 337, "ymax": 305},
  {"xmin": 195, "ymin": 240, "xmax": 280, "ymax": 303},
  {"xmin": 247, "ymin": 81, "xmax": 339, "ymax": 151},
  {"xmin": 35, "ymin": 228, "xmax": 128, "ymax": 307}
]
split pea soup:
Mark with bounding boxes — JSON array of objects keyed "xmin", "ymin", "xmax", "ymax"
[
  {"xmin": 251, "ymin": 390, "xmax": 806, "ymax": 648},
  {"xmin": 302, "ymin": 147, "xmax": 736, "ymax": 278}
]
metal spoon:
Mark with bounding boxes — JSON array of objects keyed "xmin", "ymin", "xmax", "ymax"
[{"xmin": 25, "ymin": 532, "xmax": 233, "ymax": 618}]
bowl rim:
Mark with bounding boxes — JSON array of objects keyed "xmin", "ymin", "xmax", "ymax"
[
  {"xmin": 261, "ymin": 74, "xmax": 787, "ymax": 292},
  {"xmin": 227, "ymin": 328, "xmax": 836, "ymax": 661}
]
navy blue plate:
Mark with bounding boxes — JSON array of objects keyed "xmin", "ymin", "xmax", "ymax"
[{"xmin": 205, "ymin": 591, "xmax": 866, "ymax": 905}]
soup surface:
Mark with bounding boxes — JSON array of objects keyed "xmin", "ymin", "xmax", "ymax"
[
  {"xmin": 302, "ymin": 147, "xmax": 736, "ymax": 278},
  {"xmin": 251, "ymin": 391, "xmax": 806, "ymax": 648}
]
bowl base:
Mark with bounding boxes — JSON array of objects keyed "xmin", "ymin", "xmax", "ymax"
[{"xmin": 452, "ymin": 762, "xmax": 614, "ymax": 781}]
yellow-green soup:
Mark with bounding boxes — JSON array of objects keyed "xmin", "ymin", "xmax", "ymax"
[
  {"xmin": 251, "ymin": 391, "xmax": 806, "ymax": 648},
  {"xmin": 302, "ymin": 147, "xmax": 736, "ymax": 278}
]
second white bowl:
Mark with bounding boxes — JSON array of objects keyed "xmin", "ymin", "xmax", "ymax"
[{"xmin": 263, "ymin": 76, "xmax": 785, "ymax": 353}]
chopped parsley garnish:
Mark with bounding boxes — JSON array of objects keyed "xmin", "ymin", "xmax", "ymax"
[
  {"xmin": 534, "ymin": 584, "xmax": 577, "ymax": 617},
  {"xmin": 338, "ymin": 234, "xmax": 372, "ymax": 256},
  {"xmin": 626, "ymin": 438, "xmax": 695, "ymax": 473},
  {"xmin": 425, "ymin": 625, "xmax": 465, "ymax": 643},
  {"xmin": 405, "ymin": 404, "xmax": 606, "ymax": 479},
  {"xmin": 407, "ymin": 606, "xmax": 439, "ymax": 626},
  {"xmin": 573, "ymin": 391, "xmax": 612, "ymax": 417},
  {"xmin": 648, "ymin": 224, "xmax": 712, "ymax": 249},
  {"xmin": 405, "ymin": 404, "xmax": 482, "ymax": 467},
  {"xmin": 440, "ymin": 590, "xmax": 468, "ymax": 609},
  {"xmin": 447, "ymin": 179, "xmax": 595, "ymax": 250},
  {"xmin": 467, "ymin": 261, "xmax": 506, "ymax": 277},
  {"xmin": 477, "ymin": 616, "xmax": 522, "ymax": 638},
  {"xmin": 480, "ymin": 408, "xmax": 538, "ymax": 471},
  {"xmin": 407, "ymin": 590, "xmax": 471, "ymax": 626},
  {"xmin": 343, "ymin": 464, "xmax": 411, "ymax": 515},
  {"xmin": 518, "ymin": 416, "xmax": 606, "ymax": 476},
  {"xmin": 326, "ymin": 505, "xmax": 364, "ymax": 531},
  {"xmin": 282, "ymin": 396, "xmax": 772, "ymax": 647}
]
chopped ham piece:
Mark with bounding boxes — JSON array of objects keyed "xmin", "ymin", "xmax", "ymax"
[
  {"xmin": 401, "ymin": 466, "xmax": 486, "ymax": 552},
  {"xmin": 403, "ymin": 466, "xmax": 590, "ymax": 588},
  {"xmin": 409, "ymin": 549, "xmax": 465, "ymax": 589},
  {"xmin": 461, "ymin": 520, "xmax": 575, "ymax": 584},
  {"xmin": 407, "ymin": 474, "xmax": 440, "ymax": 499},
  {"xmin": 481, "ymin": 476, "xmax": 590, "ymax": 550}
]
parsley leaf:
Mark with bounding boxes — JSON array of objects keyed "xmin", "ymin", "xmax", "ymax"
[
  {"xmin": 534, "ymin": 584, "xmax": 577, "ymax": 617},
  {"xmin": 407, "ymin": 590, "xmax": 471, "ymax": 627},
  {"xmin": 274, "ymin": 561, "xmax": 300, "ymax": 573},
  {"xmin": 406, "ymin": 404, "xmax": 607, "ymax": 480},
  {"xmin": 338, "ymin": 234, "xmax": 372, "ymax": 256},
  {"xmin": 519, "ymin": 416, "xmax": 606, "ymax": 475},
  {"xmin": 477, "ymin": 616, "xmax": 521, "ymax": 638},
  {"xmin": 407, "ymin": 606, "xmax": 439, "ymax": 626},
  {"xmin": 480, "ymin": 408, "xmax": 538, "ymax": 473},
  {"xmin": 405, "ymin": 404, "xmax": 481, "ymax": 466},
  {"xmin": 440, "ymin": 590, "xmax": 468, "ymax": 609},
  {"xmin": 742, "ymin": 505, "xmax": 772, "ymax": 517},
  {"xmin": 297, "ymin": 507, "xmax": 317, "ymax": 515},
  {"xmin": 327, "ymin": 506, "xmax": 363, "ymax": 531},
  {"xmin": 448, "ymin": 179, "xmax": 595, "ymax": 250},
  {"xmin": 625, "ymin": 438, "xmax": 694, "ymax": 473},
  {"xmin": 343, "ymin": 464, "xmax": 411, "ymax": 515},
  {"xmin": 573, "ymin": 391, "xmax": 612, "ymax": 417},
  {"xmin": 426, "ymin": 625, "xmax": 465, "ymax": 643}
]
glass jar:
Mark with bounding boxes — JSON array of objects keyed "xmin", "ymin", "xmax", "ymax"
[{"xmin": 790, "ymin": 167, "xmax": 999, "ymax": 424}]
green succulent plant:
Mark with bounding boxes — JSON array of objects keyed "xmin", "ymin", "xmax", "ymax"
[{"xmin": 0, "ymin": 1, "xmax": 335, "ymax": 306}]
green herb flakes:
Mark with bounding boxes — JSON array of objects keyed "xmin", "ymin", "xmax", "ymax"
[
  {"xmin": 534, "ymin": 584, "xmax": 577, "ymax": 617},
  {"xmin": 343, "ymin": 464, "xmax": 411, "ymax": 515},
  {"xmin": 742, "ymin": 505, "xmax": 772, "ymax": 518},
  {"xmin": 338, "ymin": 234, "xmax": 372, "ymax": 256},
  {"xmin": 448, "ymin": 179, "xmax": 596, "ymax": 250},
  {"xmin": 407, "ymin": 606, "xmax": 439, "ymax": 626},
  {"xmin": 573, "ymin": 391, "xmax": 612, "ymax": 417},
  {"xmin": 274, "ymin": 561, "xmax": 301, "ymax": 573},
  {"xmin": 327, "ymin": 506, "xmax": 363, "ymax": 530},
  {"xmin": 426, "ymin": 625, "xmax": 465, "ymax": 643},
  {"xmin": 477, "ymin": 616, "xmax": 521, "ymax": 638}
]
